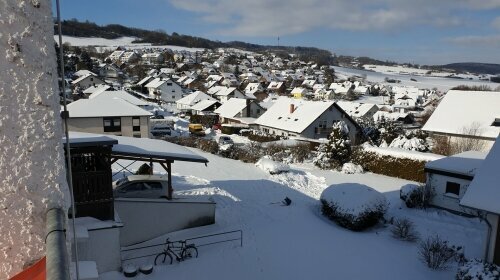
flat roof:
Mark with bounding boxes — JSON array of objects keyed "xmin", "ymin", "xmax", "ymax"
[
  {"xmin": 65, "ymin": 132, "xmax": 208, "ymax": 163},
  {"xmin": 425, "ymin": 151, "xmax": 487, "ymax": 178}
]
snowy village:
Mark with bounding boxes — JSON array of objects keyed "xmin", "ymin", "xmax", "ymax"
[{"xmin": 2, "ymin": 1, "xmax": 500, "ymax": 280}]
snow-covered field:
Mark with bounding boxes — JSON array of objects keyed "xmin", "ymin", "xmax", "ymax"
[
  {"xmin": 54, "ymin": 35, "xmax": 205, "ymax": 52},
  {"xmin": 334, "ymin": 66, "xmax": 499, "ymax": 92},
  {"xmin": 101, "ymin": 149, "xmax": 485, "ymax": 280}
]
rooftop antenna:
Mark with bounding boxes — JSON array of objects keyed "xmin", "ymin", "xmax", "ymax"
[
  {"xmin": 277, "ymin": 36, "xmax": 280, "ymax": 48},
  {"xmin": 55, "ymin": 0, "xmax": 80, "ymax": 279}
]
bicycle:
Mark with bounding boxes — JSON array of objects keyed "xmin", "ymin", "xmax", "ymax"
[{"xmin": 154, "ymin": 238, "xmax": 198, "ymax": 265}]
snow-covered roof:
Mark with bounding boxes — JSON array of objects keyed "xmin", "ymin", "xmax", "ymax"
[
  {"xmin": 83, "ymin": 84, "xmax": 110, "ymax": 95},
  {"xmin": 337, "ymin": 101, "xmax": 378, "ymax": 118},
  {"xmin": 254, "ymin": 98, "xmax": 334, "ymax": 133},
  {"xmin": 460, "ymin": 137, "xmax": 500, "ymax": 214},
  {"xmin": 190, "ymin": 99, "xmax": 220, "ymax": 111},
  {"xmin": 214, "ymin": 98, "xmax": 249, "ymax": 118},
  {"xmin": 74, "ymin": 70, "xmax": 97, "ymax": 78},
  {"xmin": 425, "ymin": 151, "xmax": 487, "ymax": 177},
  {"xmin": 423, "ymin": 90, "xmax": 500, "ymax": 139},
  {"xmin": 71, "ymin": 73, "xmax": 100, "ymax": 85},
  {"xmin": 67, "ymin": 132, "xmax": 208, "ymax": 163},
  {"xmin": 67, "ymin": 97, "xmax": 152, "ymax": 118},
  {"xmin": 145, "ymin": 78, "xmax": 167, "ymax": 89},
  {"xmin": 89, "ymin": 90, "xmax": 149, "ymax": 106},
  {"xmin": 176, "ymin": 91, "xmax": 215, "ymax": 106},
  {"xmin": 215, "ymin": 87, "xmax": 238, "ymax": 96}
]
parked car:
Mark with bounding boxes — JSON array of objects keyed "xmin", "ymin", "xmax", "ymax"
[
  {"xmin": 150, "ymin": 114, "xmax": 165, "ymax": 119},
  {"xmin": 218, "ymin": 136, "xmax": 233, "ymax": 145},
  {"xmin": 113, "ymin": 175, "xmax": 169, "ymax": 199},
  {"xmin": 150, "ymin": 125, "xmax": 171, "ymax": 137},
  {"xmin": 188, "ymin": 123, "xmax": 205, "ymax": 136}
]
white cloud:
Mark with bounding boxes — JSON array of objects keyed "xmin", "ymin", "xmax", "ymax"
[
  {"xmin": 168, "ymin": 0, "xmax": 495, "ymax": 36},
  {"xmin": 445, "ymin": 34, "xmax": 500, "ymax": 46}
]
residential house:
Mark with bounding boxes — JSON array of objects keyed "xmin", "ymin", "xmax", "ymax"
[
  {"xmin": 98, "ymin": 64, "xmax": 122, "ymax": 79},
  {"xmin": 291, "ymin": 87, "xmax": 309, "ymax": 99},
  {"xmin": 245, "ymin": 83, "xmax": 268, "ymax": 101},
  {"xmin": 73, "ymin": 70, "xmax": 97, "ymax": 79},
  {"xmin": 423, "ymin": 90, "xmax": 500, "ymax": 151},
  {"xmin": 141, "ymin": 53, "xmax": 164, "ymax": 65},
  {"xmin": 88, "ymin": 90, "xmax": 149, "ymax": 108},
  {"xmin": 106, "ymin": 50, "xmax": 125, "ymax": 62},
  {"xmin": 210, "ymin": 86, "xmax": 247, "ymax": 103},
  {"xmin": 144, "ymin": 78, "xmax": 183, "ymax": 103},
  {"xmin": 267, "ymin": 81, "xmax": 286, "ymax": 94},
  {"xmin": 460, "ymin": 136, "xmax": 500, "ymax": 265},
  {"xmin": 176, "ymin": 91, "xmax": 216, "ymax": 112},
  {"xmin": 254, "ymin": 98, "xmax": 361, "ymax": 142},
  {"xmin": 337, "ymin": 101, "xmax": 379, "ymax": 119},
  {"xmin": 82, "ymin": 84, "xmax": 111, "ymax": 98},
  {"xmin": 66, "ymin": 97, "xmax": 152, "ymax": 138},
  {"xmin": 214, "ymin": 98, "xmax": 265, "ymax": 125},
  {"xmin": 220, "ymin": 72, "xmax": 240, "ymax": 87},
  {"xmin": 424, "ymin": 151, "xmax": 487, "ymax": 215},
  {"xmin": 120, "ymin": 51, "xmax": 139, "ymax": 64},
  {"xmin": 190, "ymin": 100, "xmax": 222, "ymax": 115},
  {"xmin": 71, "ymin": 74, "xmax": 105, "ymax": 90}
]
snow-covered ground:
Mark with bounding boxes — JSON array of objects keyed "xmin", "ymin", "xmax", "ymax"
[
  {"xmin": 334, "ymin": 66, "xmax": 499, "ymax": 92},
  {"xmin": 101, "ymin": 149, "xmax": 485, "ymax": 280},
  {"xmin": 54, "ymin": 35, "xmax": 205, "ymax": 53}
]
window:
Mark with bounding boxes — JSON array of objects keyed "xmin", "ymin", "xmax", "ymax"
[
  {"xmin": 122, "ymin": 182, "xmax": 146, "ymax": 192},
  {"xmin": 144, "ymin": 182, "xmax": 163, "ymax": 190},
  {"xmin": 445, "ymin": 182, "xmax": 460, "ymax": 196},
  {"xmin": 167, "ymin": 82, "xmax": 172, "ymax": 86},
  {"xmin": 103, "ymin": 117, "xmax": 121, "ymax": 132},
  {"xmin": 132, "ymin": 117, "xmax": 140, "ymax": 132}
]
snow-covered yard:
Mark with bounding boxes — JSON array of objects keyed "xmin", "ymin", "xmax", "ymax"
[{"xmin": 102, "ymin": 149, "xmax": 485, "ymax": 280}]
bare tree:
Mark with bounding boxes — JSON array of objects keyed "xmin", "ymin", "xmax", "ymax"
[{"xmin": 450, "ymin": 122, "xmax": 487, "ymax": 154}]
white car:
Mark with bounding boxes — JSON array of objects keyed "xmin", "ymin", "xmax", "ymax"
[{"xmin": 113, "ymin": 175, "xmax": 169, "ymax": 199}]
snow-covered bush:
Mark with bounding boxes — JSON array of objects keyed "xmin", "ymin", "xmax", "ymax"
[
  {"xmin": 357, "ymin": 117, "xmax": 381, "ymax": 145},
  {"xmin": 391, "ymin": 218, "xmax": 419, "ymax": 242},
  {"xmin": 341, "ymin": 163, "xmax": 364, "ymax": 174},
  {"xmin": 389, "ymin": 135, "xmax": 429, "ymax": 152},
  {"xmin": 419, "ymin": 235, "xmax": 463, "ymax": 270},
  {"xmin": 456, "ymin": 259, "xmax": 500, "ymax": 280},
  {"xmin": 320, "ymin": 183, "xmax": 388, "ymax": 231},
  {"xmin": 256, "ymin": 156, "xmax": 290, "ymax": 174},
  {"xmin": 400, "ymin": 184, "xmax": 430, "ymax": 208}
]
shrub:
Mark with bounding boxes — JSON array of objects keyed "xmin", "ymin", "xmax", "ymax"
[
  {"xmin": 456, "ymin": 259, "xmax": 500, "ymax": 280},
  {"xmin": 419, "ymin": 235, "xmax": 463, "ymax": 270},
  {"xmin": 247, "ymin": 133, "xmax": 280, "ymax": 142},
  {"xmin": 391, "ymin": 218, "xmax": 419, "ymax": 242},
  {"xmin": 289, "ymin": 143, "xmax": 312, "ymax": 163},
  {"xmin": 341, "ymin": 162, "xmax": 364, "ymax": 174},
  {"xmin": 400, "ymin": 184, "xmax": 431, "ymax": 208},
  {"xmin": 320, "ymin": 183, "xmax": 388, "ymax": 231},
  {"xmin": 197, "ymin": 138, "xmax": 219, "ymax": 154}
]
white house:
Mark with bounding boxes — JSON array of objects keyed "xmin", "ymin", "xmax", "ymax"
[
  {"xmin": 254, "ymin": 98, "xmax": 361, "ymax": 142},
  {"xmin": 460, "ymin": 136, "xmax": 500, "ymax": 265},
  {"xmin": 141, "ymin": 53, "xmax": 164, "ymax": 64},
  {"xmin": 71, "ymin": 74, "xmax": 105, "ymax": 90},
  {"xmin": 267, "ymin": 81, "xmax": 285, "ymax": 94},
  {"xmin": 190, "ymin": 99, "xmax": 221, "ymax": 115},
  {"xmin": 89, "ymin": 90, "xmax": 149, "ymax": 108},
  {"xmin": 66, "ymin": 97, "xmax": 152, "ymax": 138},
  {"xmin": 120, "ymin": 51, "xmax": 139, "ymax": 64},
  {"xmin": 214, "ymin": 98, "xmax": 265, "ymax": 124},
  {"xmin": 423, "ymin": 90, "xmax": 500, "ymax": 151},
  {"xmin": 82, "ymin": 84, "xmax": 111, "ymax": 98},
  {"xmin": 106, "ymin": 50, "xmax": 125, "ymax": 62},
  {"xmin": 337, "ymin": 101, "xmax": 379, "ymax": 119},
  {"xmin": 211, "ymin": 87, "xmax": 246, "ymax": 103},
  {"xmin": 144, "ymin": 78, "xmax": 183, "ymax": 103},
  {"xmin": 424, "ymin": 151, "xmax": 487, "ymax": 215},
  {"xmin": 176, "ymin": 91, "xmax": 216, "ymax": 112}
]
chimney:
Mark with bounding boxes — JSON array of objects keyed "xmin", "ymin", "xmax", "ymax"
[{"xmin": 290, "ymin": 104, "xmax": 295, "ymax": 114}]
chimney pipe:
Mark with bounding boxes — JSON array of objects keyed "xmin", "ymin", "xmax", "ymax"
[{"xmin": 290, "ymin": 104, "xmax": 295, "ymax": 114}]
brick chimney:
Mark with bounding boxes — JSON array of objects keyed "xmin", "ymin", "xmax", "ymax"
[{"xmin": 290, "ymin": 103, "xmax": 295, "ymax": 114}]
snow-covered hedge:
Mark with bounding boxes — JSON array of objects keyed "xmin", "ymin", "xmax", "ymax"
[
  {"xmin": 341, "ymin": 163, "xmax": 364, "ymax": 174},
  {"xmin": 320, "ymin": 183, "xmax": 388, "ymax": 231},
  {"xmin": 456, "ymin": 259, "xmax": 500, "ymax": 280},
  {"xmin": 256, "ymin": 156, "xmax": 290, "ymax": 174}
]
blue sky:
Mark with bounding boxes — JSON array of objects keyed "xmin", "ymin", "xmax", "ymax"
[{"xmin": 54, "ymin": 0, "xmax": 500, "ymax": 65}]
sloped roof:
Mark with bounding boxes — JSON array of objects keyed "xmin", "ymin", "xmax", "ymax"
[
  {"xmin": 72, "ymin": 74, "xmax": 101, "ymax": 85},
  {"xmin": 214, "ymin": 98, "xmax": 249, "ymax": 118},
  {"xmin": 190, "ymin": 99, "xmax": 220, "ymax": 111},
  {"xmin": 67, "ymin": 97, "xmax": 152, "ymax": 118},
  {"xmin": 460, "ymin": 137, "xmax": 500, "ymax": 214},
  {"xmin": 337, "ymin": 101, "xmax": 378, "ymax": 118},
  {"xmin": 176, "ymin": 91, "xmax": 215, "ymax": 106},
  {"xmin": 83, "ymin": 84, "xmax": 110, "ymax": 95},
  {"xmin": 423, "ymin": 90, "xmax": 500, "ymax": 139},
  {"xmin": 254, "ymin": 98, "xmax": 334, "ymax": 133},
  {"xmin": 89, "ymin": 90, "xmax": 149, "ymax": 106},
  {"xmin": 425, "ymin": 151, "xmax": 487, "ymax": 177},
  {"xmin": 144, "ymin": 78, "xmax": 166, "ymax": 89}
]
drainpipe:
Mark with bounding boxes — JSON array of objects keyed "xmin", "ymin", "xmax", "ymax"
[
  {"xmin": 46, "ymin": 208, "xmax": 70, "ymax": 280},
  {"xmin": 480, "ymin": 211, "xmax": 493, "ymax": 262}
]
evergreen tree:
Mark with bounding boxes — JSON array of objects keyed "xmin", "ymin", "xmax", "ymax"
[{"xmin": 313, "ymin": 121, "xmax": 352, "ymax": 169}]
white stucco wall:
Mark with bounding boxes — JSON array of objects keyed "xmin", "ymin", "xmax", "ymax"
[
  {"xmin": 0, "ymin": 1, "xmax": 70, "ymax": 278},
  {"xmin": 426, "ymin": 173, "xmax": 476, "ymax": 215},
  {"xmin": 68, "ymin": 116, "xmax": 150, "ymax": 138}
]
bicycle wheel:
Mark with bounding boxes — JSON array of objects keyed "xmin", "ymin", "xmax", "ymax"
[
  {"xmin": 182, "ymin": 246, "xmax": 198, "ymax": 260},
  {"xmin": 154, "ymin": 252, "xmax": 173, "ymax": 265}
]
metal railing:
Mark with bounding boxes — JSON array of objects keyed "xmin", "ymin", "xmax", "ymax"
[
  {"xmin": 45, "ymin": 208, "xmax": 70, "ymax": 280},
  {"xmin": 120, "ymin": 230, "xmax": 243, "ymax": 262}
]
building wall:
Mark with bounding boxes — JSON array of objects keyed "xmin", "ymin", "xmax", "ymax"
[
  {"xmin": 68, "ymin": 116, "xmax": 150, "ymax": 138},
  {"xmin": 431, "ymin": 133, "xmax": 495, "ymax": 152},
  {"xmin": 486, "ymin": 214, "xmax": 499, "ymax": 264},
  {"xmin": 76, "ymin": 225, "xmax": 122, "ymax": 274},
  {"xmin": 115, "ymin": 198, "xmax": 216, "ymax": 246},
  {"xmin": 76, "ymin": 76, "xmax": 103, "ymax": 89},
  {"xmin": 159, "ymin": 82, "xmax": 183, "ymax": 103},
  {"xmin": 425, "ymin": 172, "xmax": 476, "ymax": 215}
]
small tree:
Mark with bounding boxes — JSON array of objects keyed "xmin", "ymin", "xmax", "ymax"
[{"xmin": 314, "ymin": 121, "xmax": 352, "ymax": 169}]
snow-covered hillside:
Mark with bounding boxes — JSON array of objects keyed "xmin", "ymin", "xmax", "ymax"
[
  {"xmin": 101, "ymin": 149, "xmax": 485, "ymax": 280},
  {"xmin": 54, "ymin": 35, "xmax": 205, "ymax": 52},
  {"xmin": 1, "ymin": 1, "xmax": 70, "ymax": 278}
]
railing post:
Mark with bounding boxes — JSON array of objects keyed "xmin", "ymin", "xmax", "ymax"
[{"xmin": 46, "ymin": 208, "xmax": 70, "ymax": 280}]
